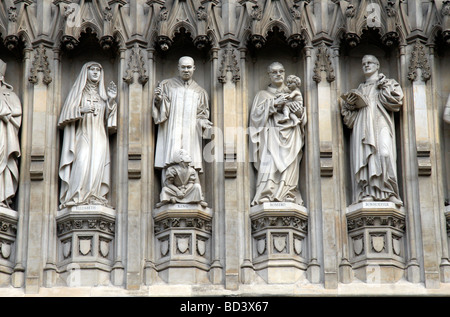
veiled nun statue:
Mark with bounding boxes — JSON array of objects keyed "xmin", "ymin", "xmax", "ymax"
[{"xmin": 58, "ymin": 62, "xmax": 117, "ymax": 209}]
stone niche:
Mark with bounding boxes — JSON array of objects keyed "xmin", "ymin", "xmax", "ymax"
[
  {"xmin": 55, "ymin": 205, "xmax": 116, "ymax": 286},
  {"xmin": 153, "ymin": 203, "xmax": 213, "ymax": 284},
  {"xmin": 250, "ymin": 202, "xmax": 308, "ymax": 284},
  {"xmin": 346, "ymin": 202, "xmax": 406, "ymax": 283}
]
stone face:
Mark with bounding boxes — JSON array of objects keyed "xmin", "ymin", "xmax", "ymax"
[{"xmin": 0, "ymin": 0, "xmax": 447, "ymax": 296}]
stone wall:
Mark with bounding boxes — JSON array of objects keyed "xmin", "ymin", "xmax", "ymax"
[{"xmin": 0, "ymin": 0, "xmax": 448, "ymax": 296}]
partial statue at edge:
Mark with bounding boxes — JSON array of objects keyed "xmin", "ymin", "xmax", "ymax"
[
  {"xmin": 340, "ymin": 55, "xmax": 403, "ymax": 207},
  {"xmin": 444, "ymin": 94, "xmax": 450, "ymax": 125},
  {"xmin": 152, "ymin": 56, "xmax": 211, "ymax": 207},
  {"xmin": 58, "ymin": 62, "xmax": 117, "ymax": 209},
  {"xmin": 0, "ymin": 59, "xmax": 22, "ymax": 209},
  {"xmin": 249, "ymin": 62, "xmax": 307, "ymax": 206}
]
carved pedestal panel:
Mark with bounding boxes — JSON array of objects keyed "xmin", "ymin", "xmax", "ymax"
[
  {"xmin": 153, "ymin": 204, "xmax": 213, "ymax": 284},
  {"xmin": 250, "ymin": 202, "xmax": 308, "ymax": 284},
  {"xmin": 56, "ymin": 205, "xmax": 116, "ymax": 287},
  {"xmin": 346, "ymin": 202, "xmax": 406, "ymax": 283},
  {"xmin": 0, "ymin": 207, "xmax": 17, "ymax": 286}
]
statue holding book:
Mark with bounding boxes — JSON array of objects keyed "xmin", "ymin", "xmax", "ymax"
[{"xmin": 340, "ymin": 55, "xmax": 404, "ymax": 206}]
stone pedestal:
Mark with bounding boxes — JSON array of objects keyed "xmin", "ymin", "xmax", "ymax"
[
  {"xmin": 346, "ymin": 202, "xmax": 406, "ymax": 283},
  {"xmin": 0, "ymin": 207, "xmax": 18, "ymax": 286},
  {"xmin": 55, "ymin": 205, "xmax": 116, "ymax": 286},
  {"xmin": 249, "ymin": 202, "xmax": 308, "ymax": 284},
  {"xmin": 153, "ymin": 203, "xmax": 213, "ymax": 284}
]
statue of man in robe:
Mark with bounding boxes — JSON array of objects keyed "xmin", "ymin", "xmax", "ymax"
[
  {"xmin": 340, "ymin": 55, "xmax": 403, "ymax": 206},
  {"xmin": 0, "ymin": 60, "xmax": 22, "ymax": 209},
  {"xmin": 58, "ymin": 62, "xmax": 117, "ymax": 209},
  {"xmin": 152, "ymin": 56, "xmax": 212, "ymax": 205},
  {"xmin": 249, "ymin": 62, "xmax": 307, "ymax": 206}
]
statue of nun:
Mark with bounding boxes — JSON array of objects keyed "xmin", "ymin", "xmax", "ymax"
[{"xmin": 58, "ymin": 62, "xmax": 117, "ymax": 209}]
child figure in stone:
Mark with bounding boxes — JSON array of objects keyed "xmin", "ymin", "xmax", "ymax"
[
  {"xmin": 156, "ymin": 149, "xmax": 208, "ymax": 208},
  {"xmin": 279, "ymin": 74, "xmax": 302, "ymax": 125}
]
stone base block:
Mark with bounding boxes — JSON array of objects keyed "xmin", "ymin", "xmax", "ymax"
[
  {"xmin": 0, "ymin": 207, "xmax": 18, "ymax": 286},
  {"xmin": 352, "ymin": 262, "xmax": 405, "ymax": 284},
  {"xmin": 55, "ymin": 205, "xmax": 116, "ymax": 287},
  {"xmin": 153, "ymin": 203, "xmax": 213, "ymax": 284},
  {"xmin": 346, "ymin": 202, "xmax": 406, "ymax": 283},
  {"xmin": 250, "ymin": 202, "xmax": 308, "ymax": 284}
]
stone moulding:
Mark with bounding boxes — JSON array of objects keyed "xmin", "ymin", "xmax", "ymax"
[
  {"xmin": 0, "ymin": 207, "xmax": 18, "ymax": 279},
  {"xmin": 249, "ymin": 202, "xmax": 309, "ymax": 284},
  {"xmin": 153, "ymin": 203, "xmax": 213, "ymax": 284},
  {"xmin": 55, "ymin": 205, "xmax": 116, "ymax": 286},
  {"xmin": 346, "ymin": 202, "xmax": 406, "ymax": 283}
]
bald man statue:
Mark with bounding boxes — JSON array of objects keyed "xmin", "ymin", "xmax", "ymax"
[{"xmin": 152, "ymin": 56, "xmax": 212, "ymax": 205}]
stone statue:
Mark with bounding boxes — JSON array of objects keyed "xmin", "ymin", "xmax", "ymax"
[
  {"xmin": 152, "ymin": 56, "xmax": 211, "ymax": 206},
  {"xmin": 249, "ymin": 62, "xmax": 307, "ymax": 206},
  {"xmin": 444, "ymin": 94, "xmax": 450, "ymax": 125},
  {"xmin": 0, "ymin": 60, "xmax": 22, "ymax": 209},
  {"xmin": 340, "ymin": 55, "xmax": 403, "ymax": 206},
  {"xmin": 156, "ymin": 149, "xmax": 207, "ymax": 207},
  {"xmin": 58, "ymin": 62, "xmax": 117, "ymax": 209}
]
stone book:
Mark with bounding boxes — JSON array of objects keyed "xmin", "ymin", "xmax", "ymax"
[{"xmin": 340, "ymin": 89, "xmax": 369, "ymax": 109}]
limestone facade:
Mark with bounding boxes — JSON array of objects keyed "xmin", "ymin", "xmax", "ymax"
[{"xmin": 0, "ymin": 0, "xmax": 448, "ymax": 296}]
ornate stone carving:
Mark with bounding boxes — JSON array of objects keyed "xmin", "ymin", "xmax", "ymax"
[
  {"xmin": 58, "ymin": 62, "xmax": 117, "ymax": 209},
  {"xmin": 152, "ymin": 56, "xmax": 212, "ymax": 207},
  {"xmin": 28, "ymin": 44, "xmax": 52, "ymax": 85},
  {"xmin": 154, "ymin": 214, "xmax": 212, "ymax": 234},
  {"xmin": 249, "ymin": 62, "xmax": 306, "ymax": 206},
  {"xmin": 218, "ymin": 45, "xmax": 240, "ymax": 83},
  {"xmin": 346, "ymin": 203, "xmax": 406, "ymax": 282},
  {"xmin": 123, "ymin": 46, "xmax": 149, "ymax": 85},
  {"xmin": 313, "ymin": 43, "xmax": 335, "ymax": 83},
  {"xmin": 340, "ymin": 55, "xmax": 404, "ymax": 207},
  {"xmin": 408, "ymin": 39, "xmax": 431, "ymax": 82}
]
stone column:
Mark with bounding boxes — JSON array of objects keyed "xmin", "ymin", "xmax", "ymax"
[
  {"xmin": 143, "ymin": 48, "xmax": 158, "ymax": 285},
  {"xmin": 312, "ymin": 40, "xmax": 339, "ymax": 288},
  {"xmin": 24, "ymin": 42, "xmax": 53, "ymax": 293},
  {"xmin": 406, "ymin": 38, "xmax": 448, "ymax": 288},
  {"xmin": 11, "ymin": 46, "xmax": 33, "ymax": 289},
  {"xmin": 123, "ymin": 43, "xmax": 149, "ymax": 289},
  {"xmin": 43, "ymin": 47, "xmax": 63, "ymax": 287},
  {"xmin": 219, "ymin": 41, "xmax": 242, "ymax": 290},
  {"xmin": 208, "ymin": 46, "xmax": 223, "ymax": 285},
  {"xmin": 398, "ymin": 43, "xmax": 421, "ymax": 284},
  {"xmin": 332, "ymin": 44, "xmax": 353, "ymax": 284},
  {"xmin": 304, "ymin": 45, "xmax": 321, "ymax": 283},
  {"xmin": 111, "ymin": 47, "xmax": 127, "ymax": 286}
]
